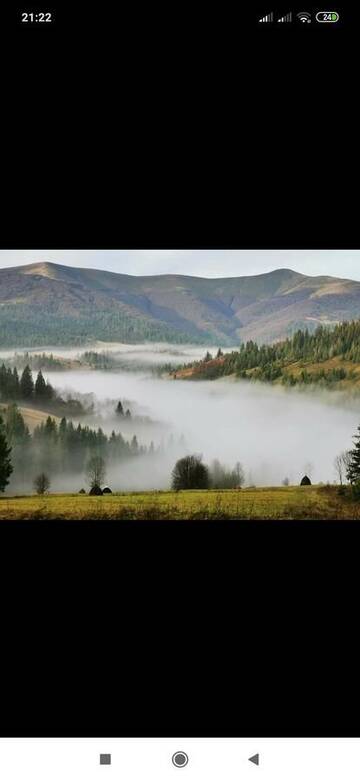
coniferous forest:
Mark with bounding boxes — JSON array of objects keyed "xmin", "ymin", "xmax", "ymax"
[
  {"xmin": 0, "ymin": 363, "xmax": 87, "ymax": 416},
  {"xmin": 174, "ymin": 321, "xmax": 360, "ymax": 388},
  {"xmin": 0, "ymin": 305, "xmax": 209, "ymax": 347}
]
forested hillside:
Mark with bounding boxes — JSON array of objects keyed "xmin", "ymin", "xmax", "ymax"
[
  {"xmin": 1, "ymin": 403, "xmax": 155, "ymax": 493},
  {"xmin": 0, "ymin": 304, "xmax": 208, "ymax": 346},
  {"xmin": 0, "ymin": 363, "xmax": 89, "ymax": 415},
  {"xmin": 171, "ymin": 321, "xmax": 360, "ymax": 390}
]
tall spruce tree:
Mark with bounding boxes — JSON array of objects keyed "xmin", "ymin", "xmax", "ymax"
[
  {"xmin": 44, "ymin": 379, "xmax": 55, "ymax": 400},
  {"xmin": 35, "ymin": 370, "xmax": 47, "ymax": 399},
  {"xmin": 13, "ymin": 367, "xmax": 20, "ymax": 398},
  {"xmin": 20, "ymin": 365, "xmax": 34, "ymax": 400},
  {"xmin": 346, "ymin": 424, "xmax": 360, "ymax": 484},
  {"xmin": 0, "ymin": 364, "xmax": 7, "ymax": 399},
  {"xmin": 116, "ymin": 401, "xmax": 124, "ymax": 416},
  {"xmin": 131, "ymin": 435, "xmax": 138, "ymax": 454},
  {"xmin": 5, "ymin": 403, "xmax": 29, "ymax": 445},
  {"xmin": 0, "ymin": 414, "xmax": 13, "ymax": 492},
  {"xmin": 59, "ymin": 417, "xmax": 67, "ymax": 440}
]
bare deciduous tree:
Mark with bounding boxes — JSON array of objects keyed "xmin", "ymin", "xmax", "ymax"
[
  {"xmin": 234, "ymin": 461, "xmax": 245, "ymax": 487},
  {"xmin": 34, "ymin": 472, "xmax": 50, "ymax": 495},
  {"xmin": 171, "ymin": 454, "xmax": 209, "ymax": 490},
  {"xmin": 334, "ymin": 454, "xmax": 344, "ymax": 485},
  {"xmin": 341, "ymin": 450, "xmax": 353, "ymax": 483},
  {"xmin": 86, "ymin": 455, "xmax": 106, "ymax": 489}
]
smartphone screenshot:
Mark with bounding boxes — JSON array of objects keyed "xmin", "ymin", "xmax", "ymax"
[{"xmin": 0, "ymin": 3, "xmax": 356, "ymax": 779}]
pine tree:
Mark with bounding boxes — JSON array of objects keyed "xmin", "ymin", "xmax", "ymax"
[
  {"xmin": 0, "ymin": 364, "xmax": 7, "ymax": 399},
  {"xmin": 116, "ymin": 401, "xmax": 124, "ymax": 416},
  {"xmin": 5, "ymin": 403, "xmax": 29, "ymax": 445},
  {"xmin": 346, "ymin": 424, "xmax": 360, "ymax": 484},
  {"xmin": 59, "ymin": 417, "xmax": 67, "ymax": 441},
  {"xmin": 20, "ymin": 365, "xmax": 34, "ymax": 400},
  {"xmin": 13, "ymin": 367, "xmax": 20, "ymax": 398},
  {"xmin": 131, "ymin": 435, "xmax": 138, "ymax": 454},
  {"xmin": 44, "ymin": 416, "xmax": 57, "ymax": 440},
  {"xmin": 44, "ymin": 380, "xmax": 54, "ymax": 400},
  {"xmin": 35, "ymin": 370, "xmax": 47, "ymax": 399},
  {"xmin": 0, "ymin": 414, "xmax": 13, "ymax": 492}
]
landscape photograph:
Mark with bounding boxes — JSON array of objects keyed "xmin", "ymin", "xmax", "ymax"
[{"xmin": 1, "ymin": 248, "xmax": 360, "ymax": 519}]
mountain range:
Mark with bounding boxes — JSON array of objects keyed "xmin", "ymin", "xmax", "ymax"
[{"xmin": 1, "ymin": 261, "xmax": 360, "ymax": 347}]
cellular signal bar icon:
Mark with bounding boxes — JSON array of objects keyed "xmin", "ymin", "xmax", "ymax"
[
  {"xmin": 278, "ymin": 11, "xmax": 292, "ymax": 22},
  {"xmin": 259, "ymin": 12, "xmax": 274, "ymax": 22}
]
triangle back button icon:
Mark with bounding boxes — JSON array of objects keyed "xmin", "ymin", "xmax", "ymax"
[{"xmin": 249, "ymin": 754, "xmax": 259, "ymax": 766}]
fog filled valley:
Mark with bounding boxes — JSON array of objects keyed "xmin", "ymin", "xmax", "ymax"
[{"xmin": 1, "ymin": 342, "xmax": 360, "ymax": 496}]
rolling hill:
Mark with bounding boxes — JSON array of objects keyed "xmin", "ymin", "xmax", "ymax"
[
  {"xmin": 0, "ymin": 403, "xmax": 61, "ymax": 432},
  {"xmin": 170, "ymin": 319, "xmax": 360, "ymax": 393},
  {"xmin": 1, "ymin": 261, "xmax": 360, "ymax": 346}
]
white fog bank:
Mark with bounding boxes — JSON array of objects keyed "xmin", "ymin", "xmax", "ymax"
[
  {"xmin": 44, "ymin": 356, "xmax": 360, "ymax": 488},
  {"xmin": 0, "ymin": 342, "xmax": 220, "ymax": 365}
]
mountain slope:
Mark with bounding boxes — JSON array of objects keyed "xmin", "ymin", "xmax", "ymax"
[
  {"xmin": 1, "ymin": 261, "xmax": 360, "ymax": 347},
  {"xmin": 170, "ymin": 319, "xmax": 360, "ymax": 393}
]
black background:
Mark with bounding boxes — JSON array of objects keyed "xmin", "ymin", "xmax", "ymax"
[{"xmin": 0, "ymin": 2, "xmax": 358, "ymax": 738}]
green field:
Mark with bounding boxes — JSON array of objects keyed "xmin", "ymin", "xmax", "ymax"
[{"xmin": 0, "ymin": 485, "xmax": 359, "ymax": 520}]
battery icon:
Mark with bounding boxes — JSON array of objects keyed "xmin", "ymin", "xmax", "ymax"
[{"xmin": 315, "ymin": 11, "xmax": 339, "ymax": 22}]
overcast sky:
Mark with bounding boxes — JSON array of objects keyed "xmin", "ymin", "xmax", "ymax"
[{"xmin": 1, "ymin": 249, "xmax": 360, "ymax": 280}]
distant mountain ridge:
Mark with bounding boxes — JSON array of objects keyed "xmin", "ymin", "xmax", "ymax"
[{"xmin": 1, "ymin": 261, "xmax": 360, "ymax": 347}]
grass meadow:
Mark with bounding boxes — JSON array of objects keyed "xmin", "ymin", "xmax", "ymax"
[{"xmin": 0, "ymin": 485, "xmax": 358, "ymax": 520}]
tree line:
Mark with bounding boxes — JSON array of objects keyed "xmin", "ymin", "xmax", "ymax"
[
  {"xmin": 5, "ymin": 352, "xmax": 66, "ymax": 372},
  {"xmin": 0, "ymin": 363, "xmax": 87, "ymax": 415},
  {"xmin": 171, "ymin": 455, "xmax": 245, "ymax": 490},
  {"xmin": 0, "ymin": 363, "xmax": 54, "ymax": 402},
  {"xmin": 178, "ymin": 321, "xmax": 360, "ymax": 387}
]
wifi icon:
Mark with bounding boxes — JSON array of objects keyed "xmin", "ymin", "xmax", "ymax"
[{"xmin": 297, "ymin": 11, "xmax": 311, "ymax": 22}]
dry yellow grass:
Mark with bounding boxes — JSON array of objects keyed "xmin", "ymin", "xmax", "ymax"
[
  {"xmin": 0, "ymin": 486, "xmax": 358, "ymax": 520},
  {"xmin": 0, "ymin": 404, "xmax": 60, "ymax": 432}
]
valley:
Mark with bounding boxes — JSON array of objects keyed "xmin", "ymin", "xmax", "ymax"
[{"xmin": 2, "ymin": 255, "xmax": 360, "ymax": 518}]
